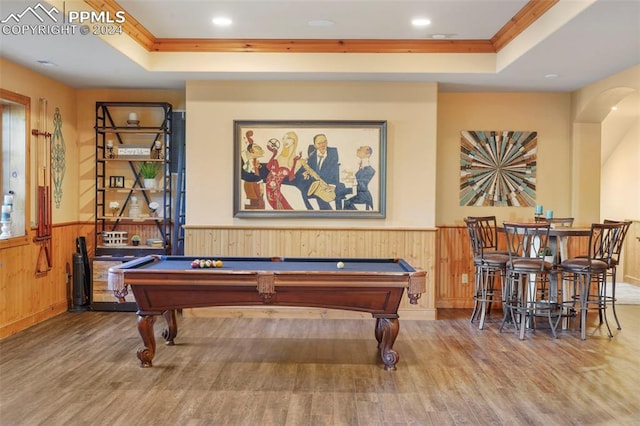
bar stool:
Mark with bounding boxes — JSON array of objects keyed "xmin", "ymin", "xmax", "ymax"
[
  {"xmin": 464, "ymin": 217, "xmax": 508, "ymax": 330},
  {"xmin": 560, "ymin": 222, "xmax": 624, "ymax": 340},
  {"xmin": 603, "ymin": 220, "xmax": 632, "ymax": 330},
  {"xmin": 500, "ymin": 222, "xmax": 562, "ymax": 340}
]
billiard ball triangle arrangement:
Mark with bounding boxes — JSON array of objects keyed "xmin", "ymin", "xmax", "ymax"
[{"xmin": 191, "ymin": 259, "xmax": 224, "ymax": 268}]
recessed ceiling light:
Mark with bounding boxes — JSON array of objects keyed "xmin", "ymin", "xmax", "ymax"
[
  {"xmin": 428, "ymin": 33, "xmax": 457, "ymax": 40},
  {"xmin": 544, "ymin": 73, "xmax": 559, "ymax": 79},
  {"xmin": 412, "ymin": 18, "xmax": 431, "ymax": 27},
  {"xmin": 36, "ymin": 60, "xmax": 57, "ymax": 67},
  {"xmin": 212, "ymin": 16, "xmax": 232, "ymax": 26},
  {"xmin": 308, "ymin": 19, "xmax": 334, "ymax": 27},
  {"xmin": 611, "ymin": 105, "xmax": 618, "ymax": 111}
]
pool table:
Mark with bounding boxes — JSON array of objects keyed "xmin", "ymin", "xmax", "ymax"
[{"xmin": 108, "ymin": 255, "xmax": 426, "ymax": 370}]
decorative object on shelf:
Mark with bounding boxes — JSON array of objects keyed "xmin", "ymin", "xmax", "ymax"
[
  {"xmin": 545, "ymin": 210, "xmax": 554, "ymax": 219},
  {"xmin": 139, "ymin": 162, "xmax": 159, "ymax": 189},
  {"xmin": 102, "ymin": 231, "xmax": 128, "ymax": 247},
  {"xmin": 131, "ymin": 235, "xmax": 141, "ymax": 246},
  {"xmin": 153, "ymin": 140, "xmax": 164, "ymax": 159},
  {"xmin": 109, "ymin": 176, "xmax": 125, "ymax": 188},
  {"xmin": 127, "ymin": 112, "xmax": 139, "ymax": 126},
  {"xmin": 129, "ymin": 196, "xmax": 141, "ymax": 218},
  {"xmin": 460, "ymin": 130, "xmax": 537, "ymax": 207},
  {"xmin": 535, "ymin": 204, "xmax": 543, "ymax": 215},
  {"xmin": 109, "ymin": 201, "xmax": 120, "ymax": 216},
  {"xmin": 116, "ymin": 145, "xmax": 151, "ymax": 159},
  {"xmin": 1, "ymin": 205, "xmax": 11, "ymax": 221},
  {"xmin": 148, "ymin": 201, "xmax": 159, "ymax": 217},
  {"xmin": 1, "ymin": 192, "xmax": 12, "ymax": 238},
  {"xmin": 3, "ymin": 192, "xmax": 13, "ymax": 210},
  {"xmin": 147, "ymin": 238, "xmax": 164, "ymax": 247},
  {"xmin": 106, "ymin": 140, "xmax": 114, "ymax": 158}
]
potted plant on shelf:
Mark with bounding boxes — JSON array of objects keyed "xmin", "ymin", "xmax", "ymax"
[
  {"xmin": 131, "ymin": 235, "xmax": 141, "ymax": 246},
  {"xmin": 138, "ymin": 162, "xmax": 160, "ymax": 189},
  {"xmin": 540, "ymin": 247, "xmax": 554, "ymax": 264}
]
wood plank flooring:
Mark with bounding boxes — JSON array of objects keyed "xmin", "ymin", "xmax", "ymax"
[{"xmin": 1, "ymin": 307, "xmax": 639, "ymax": 425}]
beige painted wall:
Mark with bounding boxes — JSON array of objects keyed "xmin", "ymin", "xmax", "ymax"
[
  {"xmin": 570, "ymin": 65, "xmax": 640, "ymax": 227},
  {"xmin": 601, "ymin": 92, "xmax": 640, "ymax": 221},
  {"xmin": 185, "ymin": 80, "xmax": 438, "ymax": 228},
  {"xmin": 0, "ymin": 59, "xmax": 80, "ymax": 336},
  {"xmin": 572, "ymin": 65, "xmax": 640, "ymax": 123},
  {"xmin": 571, "ymin": 65, "xmax": 640, "ymax": 224},
  {"xmin": 436, "ymin": 92, "xmax": 572, "ymax": 226},
  {"xmin": 1, "ymin": 58, "xmax": 79, "ymax": 225}
]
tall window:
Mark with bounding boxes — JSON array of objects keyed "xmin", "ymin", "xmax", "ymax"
[{"xmin": 1, "ymin": 88, "xmax": 30, "ymax": 245}]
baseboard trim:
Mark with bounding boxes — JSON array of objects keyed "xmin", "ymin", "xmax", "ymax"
[{"xmin": 0, "ymin": 302, "xmax": 67, "ymax": 339}]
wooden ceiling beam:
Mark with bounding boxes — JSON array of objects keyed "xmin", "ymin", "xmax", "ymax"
[
  {"xmin": 85, "ymin": 0, "xmax": 556, "ymax": 54},
  {"xmin": 150, "ymin": 39, "xmax": 496, "ymax": 54},
  {"xmin": 492, "ymin": 0, "xmax": 560, "ymax": 52},
  {"xmin": 84, "ymin": 0, "xmax": 156, "ymax": 49}
]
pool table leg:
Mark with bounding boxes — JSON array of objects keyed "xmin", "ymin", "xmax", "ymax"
[
  {"xmin": 375, "ymin": 317, "xmax": 399, "ymax": 371},
  {"xmin": 161, "ymin": 309, "xmax": 178, "ymax": 345},
  {"xmin": 137, "ymin": 314, "xmax": 156, "ymax": 368}
]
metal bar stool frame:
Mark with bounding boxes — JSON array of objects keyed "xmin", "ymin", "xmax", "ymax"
[
  {"xmin": 603, "ymin": 219, "xmax": 632, "ymax": 330},
  {"xmin": 464, "ymin": 217, "xmax": 508, "ymax": 330},
  {"xmin": 500, "ymin": 222, "xmax": 562, "ymax": 340},
  {"xmin": 561, "ymin": 222, "xmax": 625, "ymax": 340}
]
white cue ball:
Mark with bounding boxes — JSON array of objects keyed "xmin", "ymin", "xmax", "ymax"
[{"xmin": 337, "ymin": 261, "xmax": 345, "ymax": 269}]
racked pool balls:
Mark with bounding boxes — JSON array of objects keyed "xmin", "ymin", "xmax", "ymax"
[{"xmin": 191, "ymin": 259, "xmax": 223, "ymax": 269}]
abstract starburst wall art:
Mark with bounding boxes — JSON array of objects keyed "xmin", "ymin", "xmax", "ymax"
[{"xmin": 460, "ymin": 130, "xmax": 537, "ymax": 207}]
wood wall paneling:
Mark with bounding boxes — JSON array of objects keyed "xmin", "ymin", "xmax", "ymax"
[
  {"xmin": 436, "ymin": 226, "xmax": 476, "ymax": 309},
  {"xmin": 184, "ymin": 226, "xmax": 437, "ymax": 320},
  {"xmin": 0, "ymin": 223, "xmax": 85, "ymax": 338},
  {"xmin": 436, "ymin": 225, "xmax": 592, "ymax": 309}
]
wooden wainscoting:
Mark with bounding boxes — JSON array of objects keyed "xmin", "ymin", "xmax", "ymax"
[
  {"xmin": 436, "ymin": 225, "xmax": 590, "ymax": 309},
  {"xmin": 436, "ymin": 226, "xmax": 475, "ymax": 309},
  {"xmin": 184, "ymin": 226, "xmax": 437, "ymax": 320},
  {"xmin": 0, "ymin": 222, "xmax": 94, "ymax": 338}
]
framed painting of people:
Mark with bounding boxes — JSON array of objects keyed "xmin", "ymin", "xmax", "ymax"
[{"xmin": 233, "ymin": 120, "xmax": 387, "ymax": 218}]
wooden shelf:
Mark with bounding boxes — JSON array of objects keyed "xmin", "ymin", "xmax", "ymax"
[
  {"xmin": 95, "ymin": 101, "xmax": 173, "ymax": 258},
  {"xmin": 98, "ymin": 187, "xmax": 164, "ymax": 193},
  {"xmin": 97, "ymin": 244, "xmax": 165, "ymax": 250},
  {"xmin": 101, "ymin": 158, "xmax": 164, "ymax": 162},
  {"xmin": 99, "ymin": 216, "xmax": 164, "ymax": 222},
  {"xmin": 96, "ymin": 126, "xmax": 169, "ymax": 134}
]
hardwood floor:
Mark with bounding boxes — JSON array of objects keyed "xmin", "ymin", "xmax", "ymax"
[{"xmin": 1, "ymin": 307, "xmax": 639, "ymax": 425}]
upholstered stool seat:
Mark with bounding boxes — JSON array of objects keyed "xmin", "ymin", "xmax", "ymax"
[
  {"xmin": 476, "ymin": 252, "xmax": 510, "ymax": 266},
  {"xmin": 508, "ymin": 257, "xmax": 554, "ymax": 272},
  {"xmin": 561, "ymin": 258, "xmax": 608, "ymax": 273}
]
